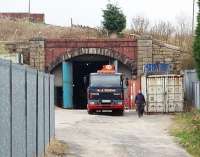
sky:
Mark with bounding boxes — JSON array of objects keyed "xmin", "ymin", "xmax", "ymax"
[{"xmin": 0, "ymin": 0, "xmax": 196, "ymax": 28}]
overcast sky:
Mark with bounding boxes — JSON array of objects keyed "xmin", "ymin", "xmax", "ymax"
[{"xmin": 0, "ymin": 0, "xmax": 196, "ymax": 27}]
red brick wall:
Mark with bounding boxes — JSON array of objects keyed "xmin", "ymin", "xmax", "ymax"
[
  {"xmin": 45, "ymin": 39, "xmax": 137, "ymax": 69},
  {"xmin": 0, "ymin": 13, "xmax": 44, "ymax": 23}
]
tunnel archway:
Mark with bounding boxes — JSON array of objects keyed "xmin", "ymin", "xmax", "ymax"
[
  {"xmin": 47, "ymin": 48, "xmax": 136, "ymax": 72},
  {"xmin": 50, "ymin": 48, "xmax": 136, "ymax": 109}
]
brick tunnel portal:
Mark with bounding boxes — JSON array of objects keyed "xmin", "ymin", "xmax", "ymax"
[{"xmin": 52, "ymin": 54, "xmax": 132, "ymax": 109}]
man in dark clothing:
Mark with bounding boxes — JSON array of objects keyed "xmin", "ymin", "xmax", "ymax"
[{"xmin": 135, "ymin": 91, "xmax": 146, "ymax": 117}]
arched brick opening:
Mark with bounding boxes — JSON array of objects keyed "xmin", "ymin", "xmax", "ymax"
[{"xmin": 47, "ymin": 48, "xmax": 136, "ymax": 72}]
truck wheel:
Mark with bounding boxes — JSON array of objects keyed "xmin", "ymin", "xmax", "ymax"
[
  {"xmin": 117, "ymin": 110, "xmax": 124, "ymax": 116},
  {"xmin": 88, "ymin": 110, "xmax": 93, "ymax": 115},
  {"xmin": 113, "ymin": 110, "xmax": 124, "ymax": 116}
]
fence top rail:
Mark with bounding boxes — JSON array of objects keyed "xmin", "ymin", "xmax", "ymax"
[{"xmin": 184, "ymin": 69, "xmax": 196, "ymax": 73}]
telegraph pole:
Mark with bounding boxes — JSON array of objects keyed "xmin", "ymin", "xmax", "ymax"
[
  {"xmin": 28, "ymin": 0, "xmax": 31, "ymax": 14},
  {"xmin": 28, "ymin": 0, "xmax": 31, "ymax": 22},
  {"xmin": 192, "ymin": 0, "xmax": 195, "ymax": 35}
]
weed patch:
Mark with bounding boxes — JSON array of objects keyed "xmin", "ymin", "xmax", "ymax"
[
  {"xmin": 171, "ymin": 110, "xmax": 200, "ymax": 157},
  {"xmin": 45, "ymin": 139, "xmax": 69, "ymax": 157}
]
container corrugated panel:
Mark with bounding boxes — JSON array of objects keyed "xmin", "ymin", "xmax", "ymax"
[{"xmin": 141, "ymin": 75, "xmax": 184, "ymax": 113}]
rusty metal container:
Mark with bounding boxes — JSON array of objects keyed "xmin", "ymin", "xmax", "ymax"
[{"xmin": 141, "ymin": 75, "xmax": 184, "ymax": 113}]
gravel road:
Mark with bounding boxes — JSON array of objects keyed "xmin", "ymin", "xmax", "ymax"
[{"xmin": 55, "ymin": 108, "xmax": 190, "ymax": 157}]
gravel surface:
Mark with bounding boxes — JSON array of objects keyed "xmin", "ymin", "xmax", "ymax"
[{"xmin": 55, "ymin": 108, "xmax": 190, "ymax": 157}]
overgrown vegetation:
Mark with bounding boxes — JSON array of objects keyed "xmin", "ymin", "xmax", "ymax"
[
  {"xmin": 0, "ymin": 42, "xmax": 8, "ymax": 54},
  {"xmin": 193, "ymin": 0, "xmax": 200, "ymax": 79},
  {"xmin": 45, "ymin": 139, "xmax": 69, "ymax": 157},
  {"xmin": 171, "ymin": 110, "xmax": 200, "ymax": 157},
  {"xmin": 0, "ymin": 18, "xmax": 106, "ymax": 41},
  {"xmin": 127, "ymin": 15, "xmax": 194, "ymax": 69}
]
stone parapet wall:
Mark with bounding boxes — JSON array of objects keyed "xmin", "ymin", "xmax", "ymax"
[
  {"xmin": 137, "ymin": 36, "xmax": 182, "ymax": 76},
  {"xmin": 152, "ymin": 40, "xmax": 182, "ymax": 74},
  {"xmin": 5, "ymin": 39, "xmax": 46, "ymax": 71},
  {"xmin": 5, "ymin": 41, "xmax": 30, "ymax": 64}
]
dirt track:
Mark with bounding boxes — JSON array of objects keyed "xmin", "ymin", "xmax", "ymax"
[{"xmin": 55, "ymin": 108, "xmax": 190, "ymax": 157}]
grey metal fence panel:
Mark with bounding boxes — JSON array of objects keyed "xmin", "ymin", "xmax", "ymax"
[
  {"xmin": 184, "ymin": 70, "xmax": 200, "ymax": 109},
  {"xmin": 194, "ymin": 82, "xmax": 200, "ymax": 109},
  {"xmin": 197, "ymin": 82, "xmax": 200, "ymax": 109},
  {"xmin": 0, "ymin": 59, "xmax": 55, "ymax": 157},
  {"xmin": 0, "ymin": 60, "xmax": 11, "ymax": 157},
  {"xmin": 37, "ymin": 72, "xmax": 45, "ymax": 157},
  {"xmin": 184, "ymin": 70, "xmax": 198, "ymax": 102},
  {"xmin": 50, "ymin": 75, "xmax": 55, "ymax": 139},
  {"xmin": 26, "ymin": 68, "xmax": 37, "ymax": 157},
  {"xmin": 12, "ymin": 63, "xmax": 26, "ymax": 157},
  {"xmin": 44, "ymin": 74, "xmax": 50, "ymax": 147}
]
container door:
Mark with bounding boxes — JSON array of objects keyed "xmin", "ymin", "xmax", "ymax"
[
  {"xmin": 165, "ymin": 76, "xmax": 184, "ymax": 112},
  {"xmin": 146, "ymin": 76, "xmax": 166, "ymax": 113}
]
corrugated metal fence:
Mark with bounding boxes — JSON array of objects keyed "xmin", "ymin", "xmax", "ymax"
[
  {"xmin": 184, "ymin": 70, "xmax": 200, "ymax": 109},
  {"xmin": 0, "ymin": 59, "xmax": 55, "ymax": 157}
]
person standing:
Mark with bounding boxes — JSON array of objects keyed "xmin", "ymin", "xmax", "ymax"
[{"xmin": 135, "ymin": 90, "xmax": 146, "ymax": 117}]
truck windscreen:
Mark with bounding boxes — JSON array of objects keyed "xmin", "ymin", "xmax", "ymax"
[{"xmin": 90, "ymin": 75, "xmax": 121, "ymax": 87}]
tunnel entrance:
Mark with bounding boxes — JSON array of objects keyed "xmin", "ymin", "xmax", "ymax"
[
  {"xmin": 52, "ymin": 54, "xmax": 132, "ymax": 109},
  {"xmin": 72, "ymin": 61, "xmax": 108, "ymax": 109}
]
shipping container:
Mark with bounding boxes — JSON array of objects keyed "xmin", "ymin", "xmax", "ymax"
[
  {"xmin": 0, "ymin": 53, "xmax": 23, "ymax": 64},
  {"xmin": 141, "ymin": 75, "xmax": 184, "ymax": 113}
]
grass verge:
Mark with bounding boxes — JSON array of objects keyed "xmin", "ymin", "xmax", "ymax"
[{"xmin": 170, "ymin": 110, "xmax": 200, "ymax": 157}]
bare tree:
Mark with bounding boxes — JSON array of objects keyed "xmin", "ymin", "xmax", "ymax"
[
  {"xmin": 129, "ymin": 14, "xmax": 194, "ymax": 69},
  {"xmin": 174, "ymin": 14, "xmax": 193, "ymax": 51},
  {"xmin": 150, "ymin": 21, "xmax": 175, "ymax": 42},
  {"xmin": 131, "ymin": 16, "xmax": 150, "ymax": 35}
]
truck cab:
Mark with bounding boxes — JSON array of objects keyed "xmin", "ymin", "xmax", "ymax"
[{"xmin": 87, "ymin": 65, "xmax": 124, "ymax": 115}]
